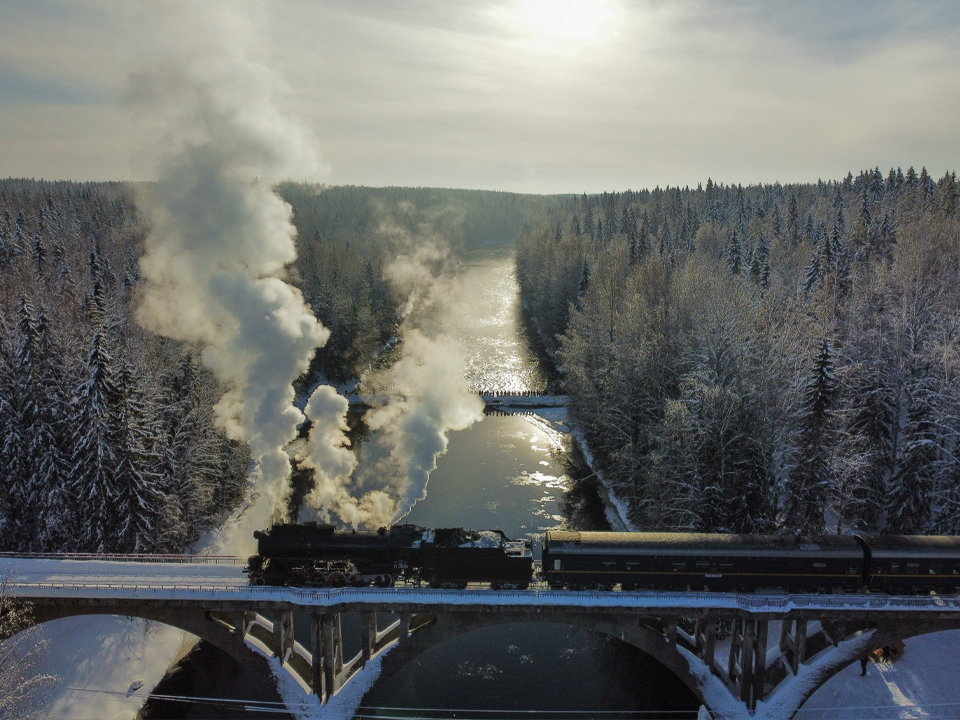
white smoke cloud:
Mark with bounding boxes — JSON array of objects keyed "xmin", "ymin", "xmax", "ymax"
[
  {"xmin": 296, "ymin": 385, "xmax": 396, "ymax": 528},
  {"xmin": 133, "ymin": 1, "xmax": 485, "ymax": 538},
  {"xmin": 131, "ymin": 1, "xmax": 336, "ymax": 550},
  {"xmin": 364, "ymin": 329, "xmax": 484, "ymax": 522},
  {"xmin": 350, "ymin": 223, "xmax": 484, "ymax": 523}
]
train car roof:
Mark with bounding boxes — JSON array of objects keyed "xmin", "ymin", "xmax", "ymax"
[
  {"xmin": 544, "ymin": 531, "xmax": 861, "ymax": 556},
  {"xmin": 858, "ymin": 534, "xmax": 960, "ymax": 560}
]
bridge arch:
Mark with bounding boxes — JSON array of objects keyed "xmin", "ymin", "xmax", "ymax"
[
  {"xmin": 22, "ymin": 597, "xmax": 960, "ymax": 720},
  {"xmin": 28, "ymin": 604, "xmax": 276, "ymax": 685},
  {"xmin": 366, "ymin": 612, "xmax": 706, "ymax": 709}
]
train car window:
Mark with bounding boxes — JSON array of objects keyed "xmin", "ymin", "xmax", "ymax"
[
  {"xmin": 812, "ymin": 562, "xmax": 827, "ymax": 574},
  {"xmin": 672, "ymin": 561, "xmax": 687, "ymax": 572},
  {"xmin": 695, "ymin": 561, "xmax": 710, "ymax": 570},
  {"xmin": 953, "ymin": 565, "xmax": 960, "ymax": 576},
  {"xmin": 930, "ymin": 564, "xmax": 943, "ymax": 575},
  {"xmin": 719, "ymin": 561, "xmax": 733, "ymax": 570},
  {"xmin": 906, "ymin": 563, "xmax": 920, "ymax": 575},
  {"xmin": 602, "ymin": 560, "xmax": 617, "ymax": 571},
  {"xmin": 554, "ymin": 559, "xmax": 561, "ymax": 571},
  {"xmin": 890, "ymin": 563, "xmax": 900, "ymax": 574},
  {"xmin": 847, "ymin": 565, "xmax": 858, "ymax": 575}
]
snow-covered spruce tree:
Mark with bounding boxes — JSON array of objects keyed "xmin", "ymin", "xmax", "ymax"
[
  {"xmin": 24, "ymin": 305, "xmax": 75, "ymax": 552},
  {"xmin": 884, "ymin": 373, "xmax": 935, "ymax": 534},
  {"xmin": 0, "ymin": 297, "xmax": 41, "ymax": 551},
  {"xmin": 0, "ymin": 313, "xmax": 19, "ymax": 550},
  {"xmin": 68, "ymin": 325, "xmax": 121, "ymax": 553},
  {"xmin": 783, "ymin": 339, "xmax": 836, "ymax": 534},
  {"xmin": 727, "ymin": 230, "xmax": 743, "ymax": 276},
  {"xmin": 112, "ymin": 359, "xmax": 166, "ymax": 554}
]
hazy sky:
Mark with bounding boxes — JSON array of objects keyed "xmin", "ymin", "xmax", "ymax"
[{"xmin": 2, "ymin": 0, "xmax": 959, "ymax": 193}]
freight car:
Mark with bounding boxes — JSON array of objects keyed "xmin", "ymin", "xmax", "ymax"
[{"xmin": 245, "ymin": 522, "xmax": 533, "ymax": 589}]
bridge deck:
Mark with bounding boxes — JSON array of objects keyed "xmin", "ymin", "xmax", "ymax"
[{"xmin": 4, "ymin": 556, "xmax": 960, "ymax": 616}]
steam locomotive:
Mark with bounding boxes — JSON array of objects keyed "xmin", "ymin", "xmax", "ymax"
[
  {"xmin": 246, "ymin": 523, "xmax": 960, "ymax": 595},
  {"xmin": 245, "ymin": 522, "xmax": 533, "ymax": 589}
]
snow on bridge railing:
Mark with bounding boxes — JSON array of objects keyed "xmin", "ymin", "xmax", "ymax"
[
  {"xmin": 10, "ymin": 581, "xmax": 960, "ymax": 613},
  {"xmin": 0, "ymin": 551, "xmax": 244, "ymax": 565}
]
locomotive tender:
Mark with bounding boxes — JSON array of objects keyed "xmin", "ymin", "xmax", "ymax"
[{"xmin": 246, "ymin": 523, "xmax": 960, "ymax": 595}]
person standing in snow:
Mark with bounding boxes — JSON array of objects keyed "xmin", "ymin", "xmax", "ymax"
[{"xmin": 860, "ymin": 655, "xmax": 869, "ymax": 676}]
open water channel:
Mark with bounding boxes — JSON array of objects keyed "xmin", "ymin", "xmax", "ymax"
[{"xmin": 143, "ymin": 246, "xmax": 699, "ymax": 719}]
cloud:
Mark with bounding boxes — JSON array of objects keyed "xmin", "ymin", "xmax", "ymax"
[{"xmin": 2, "ymin": 0, "xmax": 960, "ymax": 189}]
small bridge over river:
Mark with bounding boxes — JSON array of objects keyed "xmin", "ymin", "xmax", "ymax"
[
  {"xmin": 4, "ymin": 553, "xmax": 960, "ymax": 719},
  {"xmin": 347, "ymin": 392, "xmax": 567, "ymax": 411}
]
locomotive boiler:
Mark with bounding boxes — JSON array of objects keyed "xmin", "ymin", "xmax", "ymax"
[{"xmin": 245, "ymin": 522, "xmax": 533, "ymax": 588}]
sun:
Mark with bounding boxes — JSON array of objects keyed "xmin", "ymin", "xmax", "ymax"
[{"xmin": 513, "ymin": 0, "xmax": 615, "ymax": 41}]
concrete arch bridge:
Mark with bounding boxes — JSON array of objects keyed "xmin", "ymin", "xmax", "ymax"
[{"xmin": 4, "ymin": 553, "xmax": 960, "ymax": 720}]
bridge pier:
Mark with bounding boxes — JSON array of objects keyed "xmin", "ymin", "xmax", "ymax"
[
  {"xmin": 779, "ymin": 618, "xmax": 807, "ymax": 674},
  {"xmin": 693, "ymin": 615, "xmax": 717, "ymax": 672},
  {"xmin": 273, "ymin": 611, "xmax": 295, "ymax": 662}
]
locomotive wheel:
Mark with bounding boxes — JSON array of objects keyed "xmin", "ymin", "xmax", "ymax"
[
  {"xmin": 374, "ymin": 575, "xmax": 393, "ymax": 588},
  {"xmin": 253, "ymin": 577, "xmax": 265, "ymax": 586},
  {"xmin": 327, "ymin": 572, "xmax": 347, "ymax": 587},
  {"xmin": 348, "ymin": 573, "xmax": 366, "ymax": 587}
]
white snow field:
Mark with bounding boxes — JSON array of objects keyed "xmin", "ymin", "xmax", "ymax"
[
  {"xmin": 799, "ymin": 629, "xmax": 960, "ymax": 719},
  {"xmin": 27, "ymin": 615, "xmax": 190, "ymax": 720}
]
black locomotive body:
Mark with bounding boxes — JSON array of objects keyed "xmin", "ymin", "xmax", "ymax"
[
  {"xmin": 246, "ymin": 522, "xmax": 532, "ymax": 588},
  {"xmin": 542, "ymin": 531, "xmax": 864, "ymax": 592}
]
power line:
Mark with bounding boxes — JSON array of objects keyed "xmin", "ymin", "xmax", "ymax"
[{"xmin": 62, "ymin": 686, "xmax": 960, "ymax": 720}]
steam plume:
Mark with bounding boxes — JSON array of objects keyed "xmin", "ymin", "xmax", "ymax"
[
  {"xmin": 332, "ymin": 225, "xmax": 484, "ymax": 525},
  {"xmin": 296, "ymin": 385, "xmax": 395, "ymax": 528},
  {"xmin": 364, "ymin": 330, "xmax": 484, "ymax": 522},
  {"xmin": 131, "ymin": 2, "xmax": 332, "ymax": 548}
]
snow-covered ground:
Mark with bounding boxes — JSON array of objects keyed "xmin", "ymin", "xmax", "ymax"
[
  {"xmin": 25, "ymin": 616, "xmax": 191, "ymax": 720},
  {"xmin": 6, "ymin": 491, "xmax": 270, "ymax": 719},
  {"xmin": 799, "ymin": 629, "xmax": 960, "ymax": 719}
]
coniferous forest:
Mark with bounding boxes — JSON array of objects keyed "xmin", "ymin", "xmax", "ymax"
[
  {"xmin": 278, "ymin": 183, "xmax": 556, "ymax": 383},
  {"xmin": 0, "ymin": 180, "xmax": 553, "ymax": 554},
  {"xmin": 7, "ymin": 169, "xmax": 958, "ymax": 555},
  {"xmin": 517, "ymin": 168, "xmax": 960, "ymax": 536},
  {"xmin": 0, "ymin": 180, "xmax": 251, "ymax": 553}
]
